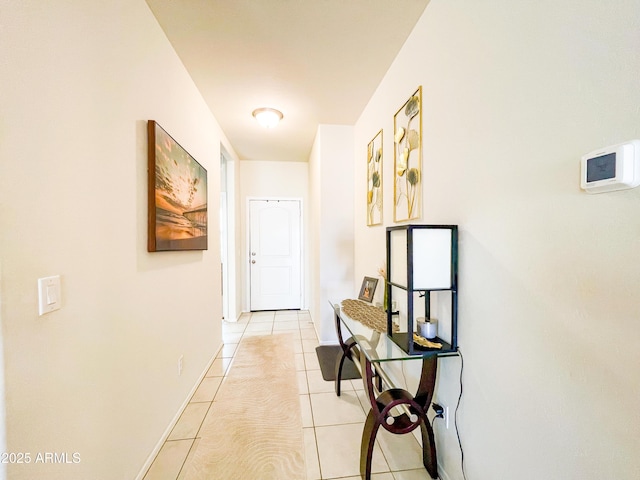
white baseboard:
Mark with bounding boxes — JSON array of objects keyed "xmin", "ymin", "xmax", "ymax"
[
  {"xmin": 134, "ymin": 345, "xmax": 221, "ymax": 480},
  {"xmin": 437, "ymin": 462, "xmax": 453, "ymax": 480}
]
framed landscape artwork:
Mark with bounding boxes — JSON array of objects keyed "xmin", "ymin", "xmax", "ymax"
[
  {"xmin": 367, "ymin": 129, "xmax": 383, "ymax": 226},
  {"xmin": 393, "ymin": 86, "xmax": 422, "ymax": 222},
  {"xmin": 148, "ymin": 120, "xmax": 208, "ymax": 251}
]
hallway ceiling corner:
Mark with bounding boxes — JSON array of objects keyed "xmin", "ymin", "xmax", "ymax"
[{"xmin": 146, "ymin": 0, "xmax": 430, "ymax": 162}]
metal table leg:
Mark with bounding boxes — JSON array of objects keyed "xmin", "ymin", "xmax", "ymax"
[{"xmin": 359, "ymin": 354, "xmax": 438, "ymax": 479}]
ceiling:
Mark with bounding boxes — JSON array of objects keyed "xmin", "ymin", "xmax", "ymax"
[{"xmin": 146, "ymin": 0, "xmax": 430, "ymax": 162}]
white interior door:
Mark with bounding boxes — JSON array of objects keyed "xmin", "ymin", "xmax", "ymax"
[{"xmin": 249, "ymin": 199, "xmax": 302, "ymax": 311}]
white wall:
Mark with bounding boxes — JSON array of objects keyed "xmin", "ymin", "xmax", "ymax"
[
  {"xmin": 308, "ymin": 125, "xmax": 355, "ymax": 343},
  {"xmin": 0, "ymin": 1, "xmax": 236, "ymax": 478},
  {"xmin": 308, "ymin": 134, "xmax": 323, "ymax": 334},
  {"xmin": 239, "ymin": 160, "xmax": 310, "ymax": 311},
  {"xmin": 354, "ymin": 0, "xmax": 640, "ymax": 479}
]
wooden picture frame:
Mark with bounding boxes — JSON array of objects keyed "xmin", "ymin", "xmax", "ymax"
[
  {"xmin": 358, "ymin": 276, "xmax": 379, "ymax": 303},
  {"xmin": 367, "ymin": 129, "xmax": 383, "ymax": 226},
  {"xmin": 393, "ymin": 86, "xmax": 422, "ymax": 222},
  {"xmin": 148, "ymin": 120, "xmax": 208, "ymax": 251}
]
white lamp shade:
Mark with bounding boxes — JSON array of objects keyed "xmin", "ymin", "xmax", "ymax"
[
  {"xmin": 390, "ymin": 229, "xmax": 408, "ymax": 286},
  {"xmin": 390, "ymin": 227, "xmax": 453, "ymax": 289},
  {"xmin": 413, "ymin": 229, "xmax": 452, "ymax": 289}
]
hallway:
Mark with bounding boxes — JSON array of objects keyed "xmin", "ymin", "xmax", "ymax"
[{"xmin": 143, "ymin": 311, "xmax": 432, "ymax": 480}]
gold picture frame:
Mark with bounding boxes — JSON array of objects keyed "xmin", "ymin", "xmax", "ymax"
[
  {"xmin": 393, "ymin": 86, "xmax": 422, "ymax": 222},
  {"xmin": 366, "ymin": 129, "xmax": 383, "ymax": 226}
]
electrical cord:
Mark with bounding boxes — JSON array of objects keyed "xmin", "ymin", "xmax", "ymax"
[
  {"xmin": 407, "ymin": 347, "xmax": 467, "ymax": 480},
  {"xmin": 455, "ymin": 348, "xmax": 467, "ymax": 480},
  {"xmin": 431, "ymin": 350, "xmax": 466, "ymax": 480}
]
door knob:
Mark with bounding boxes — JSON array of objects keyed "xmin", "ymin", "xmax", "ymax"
[
  {"xmin": 251, "ymin": 252, "xmax": 256, "ymax": 256},
  {"xmin": 251, "ymin": 260, "xmax": 256, "ymax": 264}
]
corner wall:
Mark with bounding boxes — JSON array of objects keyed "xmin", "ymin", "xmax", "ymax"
[
  {"xmin": 0, "ymin": 1, "xmax": 234, "ymax": 478},
  {"xmin": 353, "ymin": 0, "xmax": 640, "ymax": 478},
  {"xmin": 308, "ymin": 125, "xmax": 355, "ymax": 343}
]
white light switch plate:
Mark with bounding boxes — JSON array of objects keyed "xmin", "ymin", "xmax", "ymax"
[{"xmin": 38, "ymin": 275, "xmax": 61, "ymax": 316}]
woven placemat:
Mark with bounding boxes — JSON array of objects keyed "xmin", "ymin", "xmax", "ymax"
[{"xmin": 341, "ymin": 299, "xmax": 399, "ymax": 333}]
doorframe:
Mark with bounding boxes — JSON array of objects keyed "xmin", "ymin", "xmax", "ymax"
[
  {"xmin": 220, "ymin": 147, "xmax": 237, "ymax": 321},
  {"xmin": 245, "ymin": 197, "xmax": 304, "ymax": 312},
  {"xmin": 0, "ymin": 265, "xmax": 6, "ymax": 480}
]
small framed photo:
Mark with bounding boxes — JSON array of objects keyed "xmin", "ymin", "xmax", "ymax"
[{"xmin": 358, "ymin": 276, "xmax": 379, "ymax": 303}]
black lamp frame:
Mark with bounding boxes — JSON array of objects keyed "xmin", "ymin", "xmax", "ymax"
[{"xmin": 385, "ymin": 224, "xmax": 459, "ymax": 356}]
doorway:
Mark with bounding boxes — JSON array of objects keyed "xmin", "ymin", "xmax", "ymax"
[{"xmin": 249, "ymin": 199, "xmax": 302, "ymax": 311}]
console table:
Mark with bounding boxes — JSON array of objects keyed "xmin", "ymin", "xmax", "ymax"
[{"xmin": 331, "ymin": 301, "xmax": 458, "ymax": 480}]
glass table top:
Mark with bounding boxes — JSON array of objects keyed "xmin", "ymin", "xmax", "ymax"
[{"xmin": 331, "ymin": 300, "xmax": 455, "ymax": 363}]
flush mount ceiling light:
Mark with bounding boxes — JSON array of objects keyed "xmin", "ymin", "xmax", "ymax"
[{"xmin": 252, "ymin": 107, "xmax": 283, "ymax": 128}]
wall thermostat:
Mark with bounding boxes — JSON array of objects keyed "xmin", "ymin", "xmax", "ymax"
[{"xmin": 580, "ymin": 140, "xmax": 640, "ymax": 194}]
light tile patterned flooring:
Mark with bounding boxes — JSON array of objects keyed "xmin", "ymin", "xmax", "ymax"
[{"xmin": 143, "ymin": 310, "xmax": 433, "ymax": 480}]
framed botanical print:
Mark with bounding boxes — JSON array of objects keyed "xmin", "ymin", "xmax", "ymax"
[
  {"xmin": 367, "ymin": 129, "xmax": 383, "ymax": 226},
  {"xmin": 393, "ymin": 86, "xmax": 422, "ymax": 222}
]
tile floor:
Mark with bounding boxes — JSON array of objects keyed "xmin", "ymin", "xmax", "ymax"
[{"xmin": 143, "ymin": 310, "xmax": 434, "ymax": 480}]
